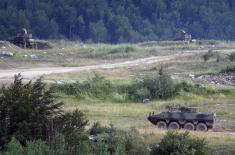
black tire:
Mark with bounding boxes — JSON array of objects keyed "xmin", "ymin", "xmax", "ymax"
[
  {"xmin": 156, "ymin": 121, "xmax": 167, "ymax": 129},
  {"xmin": 168, "ymin": 122, "xmax": 180, "ymax": 130},
  {"xmin": 184, "ymin": 122, "xmax": 195, "ymax": 130},
  {"xmin": 196, "ymin": 123, "xmax": 208, "ymax": 131}
]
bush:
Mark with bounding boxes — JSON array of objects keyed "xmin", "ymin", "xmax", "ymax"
[
  {"xmin": 109, "ymin": 46, "xmax": 136, "ymax": 54},
  {"xmin": 140, "ymin": 67, "xmax": 176, "ymax": 99},
  {"xmin": 220, "ymin": 65, "xmax": 235, "ymax": 73},
  {"xmin": 53, "ymin": 69, "xmax": 177, "ymax": 102},
  {"xmin": 111, "ymin": 93, "xmax": 128, "ymax": 103},
  {"xmin": 57, "ymin": 110, "xmax": 90, "ymax": 154},
  {"xmin": 150, "ymin": 131, "xmax": 208, "ymax": 155},
  {"xmin": 52, "ymin": 74, "xmax": 114, "ymax": 100},
  {"xmin": 0, "ymin": 74, "xmax": 63, "ymax": 147},
  {"xmin": 202, "ymin": 50, "xmax": 214, "ymax": 62},
  {"xmin": 228, "ymin": 52, "xmax": 235, "ymax": 62},
  {"xmin": 3, "ymin": 138, "xmax": 51, "ymax": 155},
  {"xmin": 89, "ymin": 122, "xmax": 106, "ymax": 136},
  {"xmin": 90, "ymin": 124, "xmax": 149, "ymax": 155},
  {"xmin": 2, "ymin": 138, "xmax": 24, "ymax": 155},
  {"xmin": 175, "ymin": 80, "xmax": 213, "ymax": 95},
  {"xmin": 25, "ymin": 140, "xmax": 51, "ymax": 155}
]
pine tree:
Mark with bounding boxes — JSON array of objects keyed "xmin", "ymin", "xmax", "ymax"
[{"xmin": 0, "ymin": 74, "xmax": 63, "ymax": 148}]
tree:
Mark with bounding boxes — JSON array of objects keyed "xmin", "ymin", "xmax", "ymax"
[
  {"xmin": 55, "ymin": 109, "xmax": 90, "ymax": 154},
  {"xmin": 150, "ymin": 131, "xmax": 208, "ymax": 155},
  {"xmin": 0, "ymin": 74, "xmax": 63, "ymax": 148},
  {"xmin": 89, "ymin": 20, "xmax": 108, "ymax": 42}
]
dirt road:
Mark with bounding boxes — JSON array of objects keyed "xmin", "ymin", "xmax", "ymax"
[
  {"xmin": 0, "ymin": 53, "xmax": 191, "ymax": 80},
  {"xmin": 0, "ymin": 48, "xmax": 234, "ymax": 81}
]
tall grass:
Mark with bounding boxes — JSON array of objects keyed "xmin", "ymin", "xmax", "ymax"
[{"xmin": 52, "ymin": 71, "xmax": 234, "ymax": 103}]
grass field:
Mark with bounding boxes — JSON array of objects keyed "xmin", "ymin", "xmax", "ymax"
[
  {"xmin": 1, "ymin": 40, "xmax": 235, "ymax": 154},
  {"xmin": 58, "ymin": 92, "xmax": 235, "ymax": 153},
  {"xmin": 1, "ymin": 40, "xmax": 234, "ymax": 69}
]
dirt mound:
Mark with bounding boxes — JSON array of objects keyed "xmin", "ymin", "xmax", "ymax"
[
  {"xmin": 0, "ymin": 40, "xmax": 53, "ymax": 50},
  {"xmin": 31, "ymin": 39, "xmax": 54, "ymax": 50},
  {"xmin": 0, "ymin": 41, "xmax": 20, "ymax": 49},
  {"xmin": 191, "ymin": 72, "xmax": 235, "ymax": 87}
]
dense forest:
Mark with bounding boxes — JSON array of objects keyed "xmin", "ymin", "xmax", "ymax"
[{"xmin": 0, "ymin": 0, "xmax": 235, "ymax": 43}]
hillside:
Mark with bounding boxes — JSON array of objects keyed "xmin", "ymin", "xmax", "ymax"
[{"xmin": 1, "ymin": 0, "xmax": 235, "ymax": 42}]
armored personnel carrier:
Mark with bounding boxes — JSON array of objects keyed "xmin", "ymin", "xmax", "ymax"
[{"xmin": 148, "ymin": 106, "xmax": 216, "ymax": 131}]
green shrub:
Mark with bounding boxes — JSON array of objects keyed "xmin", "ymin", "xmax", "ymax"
[
  {"xmin": 93, "ymin": 141, "xmax": 109, "ymax": 155},
  {"xmin": 2, "ymin": 138, "xmax": 24, "ymax": 155},
  {"xmin": 110, "ymin": 46, "xmax": 135, "ymax": 54},
  {"xmin": 52, "ymin": 82, "xmax": 81, "ymax": 95},
  {"xmin": 175, "ymin": 80, "xmax": 218, "ymax": 96},
  {"xmin": 220, "ymin": 65, "xmax": 235, "ymax": 73},
  {"xmin": 55, "ymin": 109, "xmax": 90, "ymax": 154},
  {"xmin": 89, "ymin": 122, "xmax": 106, "ymax": 136},
  {"xmin": 124, "ymin": 128, "xmax": 149, "ymax": 155},
  {"xmin": 52, "ymin": 74, "xmax": 114, "ymax": 100},
  {"xmin": 25, "ymin": 140, "xmax": 50, "ymax": 155},
  {"xmin": 202, "ymin": 50, "xmax": 214, "ymax": 62},
  {"xmin": 53, "ymin": 69, "xmax": 177, "ymax": 102},
  {"xmin": 0, "ymin": 74, "xmax": 63, "ymax": 147},
  {"xmin": 111, "ymin": 93, "xmax": 128, "ymax": 103},
  {"xmin": 228, "ymin": 52, "xmax": 235, "ymax": 62},
  {"xmin": 50, "ymin": 133, "xmax": 66, "ymax": 155},
  {"xmin": 150, "ymin": 131, "xmax": 208, "ymax": 155}
]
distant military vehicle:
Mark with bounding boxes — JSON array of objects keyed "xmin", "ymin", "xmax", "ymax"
[
  {"xmin": 7, "ymin": 28, "xmax": 53, "ymax": 50},
  {"xmin": 148, "ymin": 105, "xmax": 216, "ymax": 131},
  {"xmin": 174, "ymin": 30, "xmax": 192, "ymax": 41},
  {"xmin": 7, "ymin": 28, "xmax": 32, "ymax": 48}
]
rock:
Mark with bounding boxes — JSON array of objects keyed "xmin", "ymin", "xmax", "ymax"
[
  {"xmin": 143, "ymin": 98, "xmax": 150, "ymax": 103},
  {"xmin": 58, "ymin": 53, "xmax": 64, "ymax": 56},
  {"xmin": 30, "ymin": 54, "xmax": 37, "ymax": 59},
  {"xmin": 189, "ymin": 74, "xmax": 195, "ymax": 78},
  {"xmin": 0, "ymin": 51, "xmax": 14, "ymax": 57}
]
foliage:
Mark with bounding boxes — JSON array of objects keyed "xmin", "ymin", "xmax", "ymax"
[
  {"xmin": 49, "ymin": 133, "xmax": 66, "ymax": 155},
  {"xmin": 52, "ymin": 74, "xmax": 114, "ymax": 100},
  {"xmin": 2, "ymin": 138, "xmax": 24, "ymax": 155},
  {"xmin": 202, "ymin": 50, "xmax": 214, "ymax": 62},
  {"xmin": 220, "ymin": 65, "xmax": 235, "ymax": 73},
  {"xmin": 57, "ymin": 109, "xmax": 88, "ymax": 134},
  {"xmin": 121, "ymin": 68, "xmax": 176, "ymax": 101},
  {"xmin": 55, "ymin": 109, "xmax": 90, "ymax": 154},
  {"xmin": 228, "ymin": 52, "xmax": 235, "ymax": 62},
  {"xmin": 89, "ymin": 122, "xmax": 106, "ymax": 136},
  {"xmin": 54, "ymin": 70, "xmax": 229, "ymax": 102},
  {"xmin": 1, "ymin": 1, "xmax": 235, "ymax": 42},
  {"xmin": 175, "ymin": 80, "xmax": 217, "ymax": 95},
  {"xmin": 0, "ymin": 74, "xmax": 63, "ymax": 148},
  {"xmin": 90, "ymin": 125, "xmax": 149, "ymax": 155},
  {"xmin": 25, "ymin": 140, "xmax": 51, "ymax": 155},
  {"xmin": 150, "ymin": 131, "xmax": 208, "ymax": 155}
]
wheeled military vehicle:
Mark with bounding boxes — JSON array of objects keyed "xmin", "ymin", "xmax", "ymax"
[{"xmin": 148, "ymin": 106, "xmax": 216, "ymax": 131}]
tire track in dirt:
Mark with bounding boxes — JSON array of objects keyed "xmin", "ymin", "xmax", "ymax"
[
  {"xmin": 0, "ymin": 48, "xmax": 234, "ymax": 81},
  {"xmin": 0, "ymin": 53, "xmax": 191, "ymax": 80}
]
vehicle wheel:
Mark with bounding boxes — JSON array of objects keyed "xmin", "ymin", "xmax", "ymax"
[
  {"xmin": 168, "ymin": 122, "xmax": 180, "ymax": 130},
  {"xmin": 184, "ymin": 122, "xmax": 195, "ymax": 130},
  {"xmin": 156, "ymin": 121, "xmax": 167, "ymax": 129},
  {"xmin": 196, "ymin": 123, "xmax": 208, "ymax": 131}
]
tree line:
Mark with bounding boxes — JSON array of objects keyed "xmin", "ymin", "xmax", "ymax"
[{"xmin": 0, "ymin": 0, "xmax": 235, "ymax": 43}]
